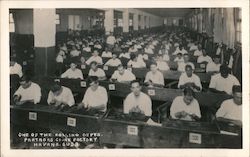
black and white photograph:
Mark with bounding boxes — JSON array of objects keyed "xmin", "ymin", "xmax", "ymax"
[{"xmin": 1, "ymin": 1, "xmax": 250, "ymax": 157}]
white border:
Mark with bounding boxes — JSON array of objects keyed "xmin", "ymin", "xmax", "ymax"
[{"xmin": 1, "ymin": 1, "xmax": 249, "ymax": 157}]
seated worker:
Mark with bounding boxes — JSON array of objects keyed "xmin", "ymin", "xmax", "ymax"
[
  {"xmin": 209, "ymin": 64, "xmax": 240, "ymax": 95},
  {"xmin": 110, "ymin": 64, "xmax": 136, "ymax": 83},
  {"xmin": 178, "ymin": 65, "xmax": 202, "ymax": 92},
  {"xmin": 104, "ymin": 52, "xmax": 122, "ymax": 67},
  {"xmin": 144, "ymin": 44, "xmax": 154, "ymax": 54},
  {"xmin": 177, "ymin": 54, "xmax": 195, "ymax": 72},
  {"xmin": 61, "ymin": 60, "xmax": 84, "ymax": 79},
  {"xmin": 197, "ymin": 49, "xmax": 213, "ymax": 63},
  {"xmin": 86, "ymin": 49, "xmax": 103, "ymax": 65},
  {"xmin": 70, "ymin": 45, "xmax": 81, "ymax": 57},
  {"xmin": 174, "ymin": 53, "xmax": 184, "ymax": 63},
  {"xmin": 101, "ymin": 47, "xmax": 112, "ymax": 58},
  {"xmin": 119, "ymin": 50, "xmax": 131, "ymax": 59},
  {"xmin": 144, "ymin": 63, "xmax": 165, "ymax": 87},
  {"xmin": 82, "ymin": 43, "xmax": 91, "ymax": 53},
  {"xmin": 206, "ymin": 55, "xmax": 221, "ymax": 73},
  {"xmin": 127, "ymin": 53, "xmax": 146, "ymax": 68},
  {"xmin": 47, "ymin": 81, "xmax": 75, "ymax": 107},
  {"xmin": 216, "ymin": 85, "xmax": 242, "ymax": 124},
  {"xmin": 173, "ymin": 45, "xmax": 188, "ymax": 55},
  {"xmin": 10, "ymin": 56, "xmax": 23, "ymax": 77},
  {"xmin": 94, "ymin": 41, "xmax": 102, "ymax": 50},
  {"xmin": 123, "ymin": 80, "xmax": 152, "ymax": 117},
  {"xmin": 189, "ymin": 41, "xmax": 198, "ymax": 51},
  {"xmin": 79, "ymin": 55, "xmax": 87, "ymax": 69},
  {"xmin": 78, "ymin": 76, "xmax": 108, "ymax": 112},
  {"xmin": 170, "ymin": 87, "xmax": 201, "ymax": 121},
  {"xmin": 158, "ymin": 46, "xmax": 169, "ymax": 55},
  {"xmin": 113, "ymin": 43, "xmax": 122, "ymax": 53},
  {"xmin": 128, "ymin": 45, "xmax": 138, "ymax": 53},
  {"xmin": 193, "ymin": 44, "xmax": 203, "ymax": 57},
  {"xmin": 13, "ymin": 75, "xmax": 41, "ymax": 105},
  {"xmin": 156, "ymin": 54, "xmax": 170, "ymax": 71},
  {"xmin": 88, "ymin": 61, "xmax": 106, "ymax": 80}
]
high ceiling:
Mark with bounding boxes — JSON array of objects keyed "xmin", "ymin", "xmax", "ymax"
[{"xmin": 138, "ymin": 8, "xmax": 193, "ymax": 17}]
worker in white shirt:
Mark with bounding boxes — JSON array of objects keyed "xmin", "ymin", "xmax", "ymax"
[
  {"xmin": 128, "ymin": 45, "xmax": 138, "ymax": 53},
  {"xmin": 78, "ymin": 76, "xmax": 108, "ymax": 112},
  {"xmin": 189, "ymin": 41, "xmax": 198, "ymax": 51},
  {"xmin": 106, "ymin": 32, "xmax": 116, "ymax": 49},
  {"xmin": 119, "ymin": 51, "xmax": 131, "ymax": 59},
  {"xmin": 173, "ymin": 45, "xmax": 188, "ymax": 55},
  {"xmin": 144, "ymin": 63, "xmax": 165, "ymax": 87},
  {"xmin": 82, "ymin": 43, "xmax": 91, "ymax": 53},
  {"xmin": 178, "ymin": 65, "xmax": 202, "ymax": 92},
  {"xmin": 193, "ymin": 44, "xmax": 203, "ymax": 57},
  {"xmin": 86, "ymin": 50, "xmax": 103, "ymax": 65},
  {"xmin": 123, "ymin": 80, "xmax": 152, "ymax": 117},
  {"xmin": 70, "ymin": 45, "xmax": 81, "ymax": 57},
  {"xmin": 110, "ymin": 64, "xmax": 136, "ymax": 83},
  {"xmin": 13, "ymin": 75, "xmax": 41, "ymax": 105},
  {"xmin": 101, "ymin": 47, "xmax": 112, "ymax": 58},
  {"xmin": 206, "ymin": 55, "xmax": 221, "ymax": 73},
  {"xmin": 10, "ymin": 57, "xmax": 23, "ymax": 77},
  {"xmin": 47, "ymin": 81, "xmax": 75, "ymax": 107},
  {"xmin": 94, "ymin": 41, "xmax": 102, "ymax": 50},
  {"xmin": 177, "ymin": 54, "xmax": 195, "ymax": 72},
  {"xmin": 197, "ymin": 49, "xmax": 213, "ymax": 63},
  {"xmin": 209, "ymin": 65, "xmax": 240, "ymax": 95},
  {"xmin": 216, "ymin": 85, "xmax": 242, "ymax": 124},
  {"xmin": 174, "ymin": 53, "xmax": 184, "ymax": 63},
  {"xmin": 127, "ymin": 53, "xmax": 146, "ymax": 68},
  {"xmin": 144, "ymin": 44, "xmax": 154, "ymax": 54},
  {"xmin": 170, "ymin": 87, "xmax": 201, "ymax": 121},
  {"xmin": 61, "ymin": 61, "xmax": 84, "ymax": 79},
  {"xmin": 104, "ymin": 53, "xmax": 122, "ymax": 67},
  {"xmin": 156, "ymin": 54, "xmax": 170, "ymax": 71},
  {"xmin": 88, "ymin": 61, "xmax": 106, "ymax": 80}
]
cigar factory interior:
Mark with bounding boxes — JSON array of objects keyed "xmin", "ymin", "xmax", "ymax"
[{"xmin": 9, "ymin": 8, "xmax": 243, "ymax": 149}]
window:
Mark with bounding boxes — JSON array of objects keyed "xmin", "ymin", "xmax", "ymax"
[
  {"xmin": 118, "ymin": 18, "xmax": 123, "ymax": 27},
  {"xmin": 68, "ymin": 15, "xmax": 80, "ymax": 30},
  {"xmin": 55, "ymin": 14, "xmax": 60, "ymax": 25},
  {"xmin": 9, "ymin": 13, "xmax": 15, "ymax": 33},
  {"xmin": 235, "ymin": 8, "xmax": 241, "ymax": 43}
]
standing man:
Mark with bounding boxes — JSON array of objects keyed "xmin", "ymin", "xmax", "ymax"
[{"xmin": 106, "ymin": 32, "xmax": 116, "ymax": 49}]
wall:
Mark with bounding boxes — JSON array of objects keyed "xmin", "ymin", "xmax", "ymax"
[
  {"xmin": 165, "ymin": 17, "xmax": 184, "ymax": 26},
  {"xmin": 11, "ymin": 9, "xmax": 33, "ymax": 34}
]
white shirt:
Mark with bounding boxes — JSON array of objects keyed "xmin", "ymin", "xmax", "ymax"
[
  {"xmin": 86, "ymin": 56, "xmax": 103, "ymax": 65},
  {"xmin": 10, "ymin": 62, "xmax": 23, "ymax": 77},
  {"xmin": 170, "ymin": 96, "xmax": 201, "ymax": 121},
  {"xmin": 56, "ymin": 50, "xmax": 65, "ymax": 63},
  {"xmin": 157, "ymin": 61, "xmax": 169, "ymax": 71},
  {"xmin": 197, "ymin": 55, "xmax": 213, "ymax": 63},
  {"xmin": 216, "ymin": 99, "xmax": 242, "ymax": 121},
  {"xmin": 144, "ymin": 48, "xmax": 154, "ymax": 54},
  {"xmin": 138, "ymin": 54, "xmax": 148, "ymax": 61},
  {"xmin": 178, "ymin": 73, "xmax": 202, "ymax": 91},
  {"xmin": 82, "ymin": 86, "xmax": 108, "ymax": 112},
  {"xmin": 177, "ymin": 62, "xmax": 195, "ymax": 72},
  {"xmin": 123, "ymin": 92, "xmax": 152, "ymax": 116},
  {"xmin": 174, "ymin": 57, "xmax": 184, "ymax": 63},
  {"xmin": 101, "ymin": 51, "xmax": 112, "ymax": 58},
  {"xmin": 70, "ymin": 50, "xmax": 80, "ymax": 57},
  {"xmin": 209, "ymin": 74, "xmax": 240, "ymax": 95},
  {"xmin": 189, "ymin": 45, "xmax": 198, "ymax": 51},
  {"xmin": 88, "ymin": 68, "xmax": 106, "ymax": 78},
  {"xmin": 111, "ymin": 70, "xmax": 136, "ymax": 82},
  {"xmin": 14, "ymin": 82, "xmax": 41, "ymax": 104},
  {"xmin": 144, "ymin": 71, "xmax": 164, "ymax": 85},
  {"xmin": 193, "ymin": 50, "xmax": 202, "ymax": 57},
  {"xmin": 105, "ymin": 58, "xmax": 122, "ymax": 67},
  {"xmin": 61, "ymin": 68, "xmax": 84, "ymax": 79},
  {"xmin": 47, "ymin": 86, "xmax": 75, "ymax": 106},
  {"xmin": 82, "ymin": 47, "xmax": 91, "ymax": 52},
  {"xmin": 119, "ymin": 53, "xmax": 131, "ymax": 59},
  {"xmin": 206, "ymin": 62, "xmax": 221, "ymax": 72},
  {"xmin": 173, "ymin": 49, "xmax": 188, "ymax": 55},
  {"xmin": 129, "ymin": 47, "xmax": 138, "ymax": 53},
  {"xmin": 106, "ymin": 36, "xmax": 116, "ymax": 45},
  {"xmin": 127, "ymin": 60, "xmax": 146, "ymax": 68}
]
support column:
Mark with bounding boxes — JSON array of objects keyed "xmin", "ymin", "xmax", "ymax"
[
  {"xmin": 122, "ymin": 9, "xmax": 129, "ymax": 33},
  {"xmin": 104, "ymin": 9, "xmax": 114, "ymax": 33},
  {"xmin": 133, "ymin": 13, "xmax": 138, "ymax": 31},
  {"xmin": 141, "ymin": 15, "xmax": 145, "ymax": 29},
  {"xmin": 33, "ymin": 9, "xmax": 56, "ymax": 76}
]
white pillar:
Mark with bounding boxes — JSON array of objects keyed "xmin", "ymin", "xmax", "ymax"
[
  {"xmin": 33, "ymin": 9, "xmax": 56, "ymax": 76},
  {"xmin": 123, "ymin": 9, "xmax": 129, "ymax": 32},
  {"xmin": 133, "ymin": 13, "xmax": 138, "ymax": 31},
  {"xmin": 141, "ymin": 15, "xmax": 145, "ymax": 29},
  {"xmin": 104, "ymin": 9, "xmax": 114, "ymax": 33}
]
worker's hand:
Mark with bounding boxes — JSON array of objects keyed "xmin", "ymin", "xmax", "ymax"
[
  {"xmin": 180, "ymin": 111, "xmax": 188, "ymax": 118},
  {"xmin": 13, "ymin": 95, "xmax": 21, "ymax": 103},
  {"xmin": 55, "ymin": 101, "xmax": 62, "ymax": 107},
  {"xmin": 77, "ymin": 103, "xmax": 84, "ymax": 110}
]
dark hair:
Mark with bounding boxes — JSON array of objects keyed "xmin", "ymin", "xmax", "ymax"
[
  {"xmin": 232, "ymin": 85, "xmax": 242, "ymax": 94},
  {"xmin": 214, "ymin": 55, "xmax": 220, "ymax": 59},
  {"xmin": 183, "ymin": 87, "xmax": 195, "ymax": 96},
  {"xmin": 51, "ymin": 82, "xmax": 62, "ymax": 93},
  {"xmin": 117, "ymin": 64, "xmax": 124, "ymax": 69},
  {"xmin": 88, "ymin": 76, "xmax": 99, "ymax": 84},
  {"xmin": 130, "ymin": 79, "xmax": 141, "ymax": 87},
  {"xmin": 220, "ymin": 64, "xmax": 229, "ymax": 72},
  {"xmin": 150, "ymin": 62, "xmax": 157, "ymax": 66},
  {"xmin": 185, "ymin": 64, "xmax": 193, "ymax": 70},
  {"xmin": 90, "ymin": 61, "xmax": 98, "ymax": 66},
  {"xmin": 130, "ymin": 53, "xmax": 137, "ymax": 60}
]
